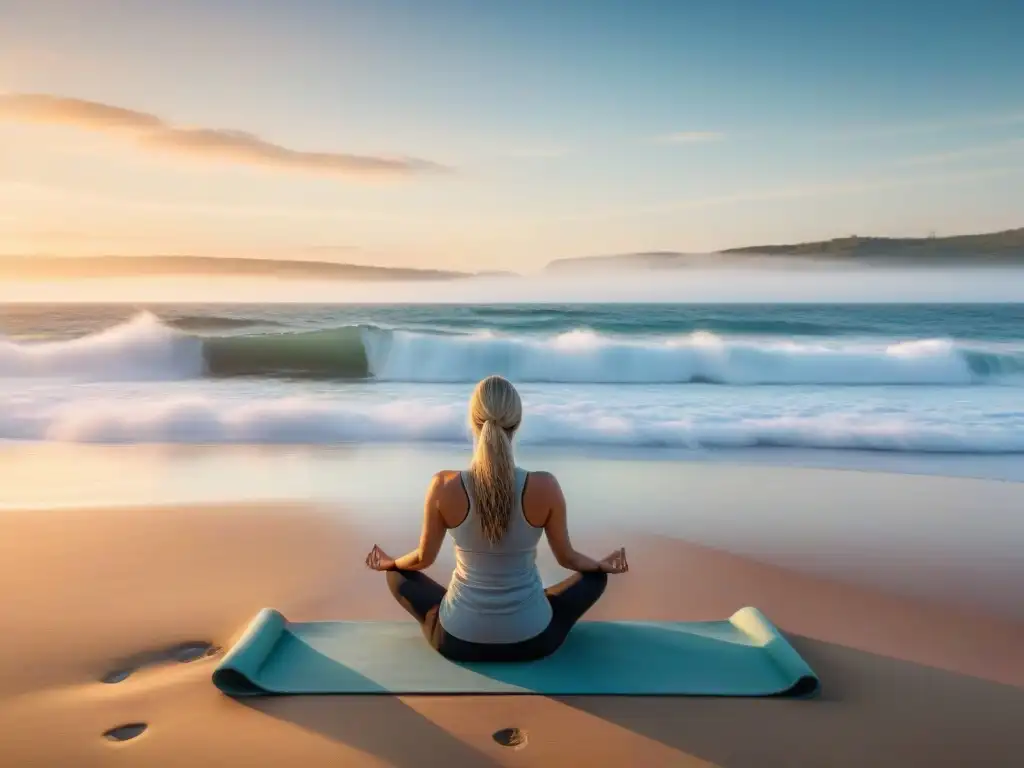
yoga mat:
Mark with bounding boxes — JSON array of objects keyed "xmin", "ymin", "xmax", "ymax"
[{"xmin": 213, "ymin": 607, "xmax": 820, "ymax": 698}]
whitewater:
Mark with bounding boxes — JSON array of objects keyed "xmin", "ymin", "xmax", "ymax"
[
  {"xmin": 1, "ymin": 303, "xmax": 1022, "ymax": 455},
  {"xmin": 3, "ymin": 310, "xmax": 1023, "ymax": 385}
]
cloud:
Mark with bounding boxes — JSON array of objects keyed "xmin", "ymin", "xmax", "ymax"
[
  {"xmin": 0, "ymin": 93, "xmax": 163, "ymax": 129},
  {"xmin": 0, "ymin": 93, "xmax": 448, "ymax": 178},
  {"xmin": 654, "ymin": 131, "xmax": 726, "ymax": 144}
]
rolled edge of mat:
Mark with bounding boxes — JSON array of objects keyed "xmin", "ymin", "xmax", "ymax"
[
  {"xmin": 730, "ymin": 606, "xmax": 821, "ymax": 698},
  {"xmin": 212, "ymin": 608, "xmax": 288, "ymax": 696}
]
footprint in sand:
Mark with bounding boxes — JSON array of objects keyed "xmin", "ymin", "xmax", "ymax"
[
  {"xmin": 101, "ymin": 641, "xmax": 221, "ymax": 684},
  {"xmin": 104, "ymin": 723, "xmax": 147, "ymax": 742},
  {"xmin": 493, "ymin": 728, "xmax": 528, "ymax": 750}
]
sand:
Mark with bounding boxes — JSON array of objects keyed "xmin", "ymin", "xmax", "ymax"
[{"xmin": 2, "ymin": 487, "xmax": 1023, "ymax": 766}]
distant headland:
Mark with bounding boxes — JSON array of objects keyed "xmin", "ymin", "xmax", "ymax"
[
  {"xmin": 722, "ymin": 227, "xmax": 1024, "ymax": 258},
  {"xmin": 3, "ymin": 227, "xmax": 1022, "ymax": 281},
  {"xmin": 545, "ymin": 227, "xmax": 1024, "ymax": 272},
  {"xmin": 0, "ymin": 255, "xmax": 474, "ymax": 282}
]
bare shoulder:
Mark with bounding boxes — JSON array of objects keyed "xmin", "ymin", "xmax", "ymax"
[
  {"xmin": 428, "ymin": 469, "xmax": 466, "ymax": 500},
  {"xmin": 428, "ymin": 470, "xmax": 469, "ymax": 525},
  {"xmin": 526, "ymin": 470, "xmax": 561, "ymax": 494},
  {"xmin": 523, "ymin": 470, "xmax": 565, "ymax": 523},
  {"xmin": 431, "ymin": 468, "xmax": 463, "ymax": 486}
]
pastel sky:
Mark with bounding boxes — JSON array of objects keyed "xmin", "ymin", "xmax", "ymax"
[{"xmin": 2, "ymin": 0, "xmax": 1023, "ymax": 272}]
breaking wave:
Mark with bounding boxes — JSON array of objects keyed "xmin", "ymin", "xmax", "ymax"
[{"xmin": 1, "ymin": 312, "xmax": 1022, "ymax": 385}]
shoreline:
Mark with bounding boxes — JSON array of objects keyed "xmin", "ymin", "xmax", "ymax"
[
  {"xmin": 2, "ymin": 442, "xmax": 1022, "ymax": 622},
  {"xmin": 3, "ymin": 439, "xmax": 1024, "ymax": 487}
]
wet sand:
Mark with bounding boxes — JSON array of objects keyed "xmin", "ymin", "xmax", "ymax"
[
  {"xmin": 2, "ymin": 465, "xmax": 1023, "ymax": 767},
  {"xmin": 4, "ymin": 442, "xmax": 1022, "ymax": 621}
]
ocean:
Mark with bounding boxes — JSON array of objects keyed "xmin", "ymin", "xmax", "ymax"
[{"xmin": 1, "ymin": 303, "xmax": 1023, "ymax": 464}]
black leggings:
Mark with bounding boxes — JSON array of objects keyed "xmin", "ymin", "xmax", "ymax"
[{"xmin": 385, "ymin": 568, "xmax": 608, "ymax": 662}]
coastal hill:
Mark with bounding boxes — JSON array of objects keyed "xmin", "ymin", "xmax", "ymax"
[
  {"xmin": 0, "ymin": 255, "xmax": 473, "ymax": 282},
  {"xmin": 723, "ymin": 228, "xmax": 1024, "ymax": 257},
  {"xmin": 546, "ymin": 228, "xmax": 1024, "ymax": 272}
]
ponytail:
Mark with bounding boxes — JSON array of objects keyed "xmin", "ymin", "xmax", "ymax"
[
  {"xmin": 469, "ymin": 418, "xmax": 517, "ymax": 545},
  {"xmin": 467, "ymin": 375, "xmax": 522, "ymax": 544}
]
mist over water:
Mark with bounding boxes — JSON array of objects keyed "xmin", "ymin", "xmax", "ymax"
[{"xmin": 2, "ymin": 264, "xmax": 1024, "ymax": 304}]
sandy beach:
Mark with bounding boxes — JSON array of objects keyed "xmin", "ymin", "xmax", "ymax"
[{"xmin": 1, "ymin": 452, "xmax": 1022, "ymax": 767}]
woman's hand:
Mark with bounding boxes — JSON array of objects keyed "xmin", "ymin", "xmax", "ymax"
[
  {"xmin": 599, "ymin": 547, "xmax": 629, "ymax": 574},
  {"xmin": 365, "ymin": 544, "xmax": 396, "ymax": 571}
]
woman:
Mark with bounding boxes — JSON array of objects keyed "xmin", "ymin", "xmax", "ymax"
[{"xmin": 364, "ymin": 374, "xmax": 628, "ymax": 663}]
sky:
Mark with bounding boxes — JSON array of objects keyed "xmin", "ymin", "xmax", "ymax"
[{"xmin": 2, "ymin": 0, "xmax": 1024, "ymax": 274}]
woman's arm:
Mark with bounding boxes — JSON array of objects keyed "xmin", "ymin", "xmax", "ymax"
[
  {"xmin": 530, "ymin": 472, "xmax": 606, "ymax": 573},
  {"xmin": 391, "ymin": 471, "xmax": 449, "ymax": 571}
]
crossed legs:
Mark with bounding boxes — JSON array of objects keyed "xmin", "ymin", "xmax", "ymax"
[{"xmin": 385, "ymin": 568, "xmax": 608, "ymax": 661}]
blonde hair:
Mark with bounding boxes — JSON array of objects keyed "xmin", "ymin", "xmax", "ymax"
[{"xmin": 467, "ymin": 375, "xmax": 522, "ymax": 545}]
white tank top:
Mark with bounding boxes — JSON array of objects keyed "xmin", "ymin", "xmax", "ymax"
[{"xmin": 438, "ymin": 467, "xmax": 553, "ymax": 644}]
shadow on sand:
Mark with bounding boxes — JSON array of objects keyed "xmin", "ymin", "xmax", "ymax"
[
  {"xmin": 554, "ymin": 634, "xmax": 1024, "ymax": 767},
  {"xmin": 239, "ymin": 634, "xmax": 1024, "ymax": 767},
  {"xmin": 236, "ymin": 643, "xmax": 500, "ymax": 768},
  {"xmin": 240, "ymin": 696, "xmax": 501, "ymax": 768}
]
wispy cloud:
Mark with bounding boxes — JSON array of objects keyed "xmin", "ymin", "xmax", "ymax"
[
  {"xmin": 897, "ymin": 138, "xmax": 1024, "ymax": 167},
  {"xmin": 654, "ymin": 131, "xmax": 726, "ymax": 144},
  {"xmin": 0, "ymin": 93, "xmax": 449, "ymax": 178}
]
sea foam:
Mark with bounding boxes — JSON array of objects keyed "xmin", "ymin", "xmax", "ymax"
[
  {"xmin": 2, "ymin": 393, "xmax": 1018, "ymax": 454},
  {"xmin": 1, "ymin": 313, "xmax": 1022, "ymax": 386}
]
